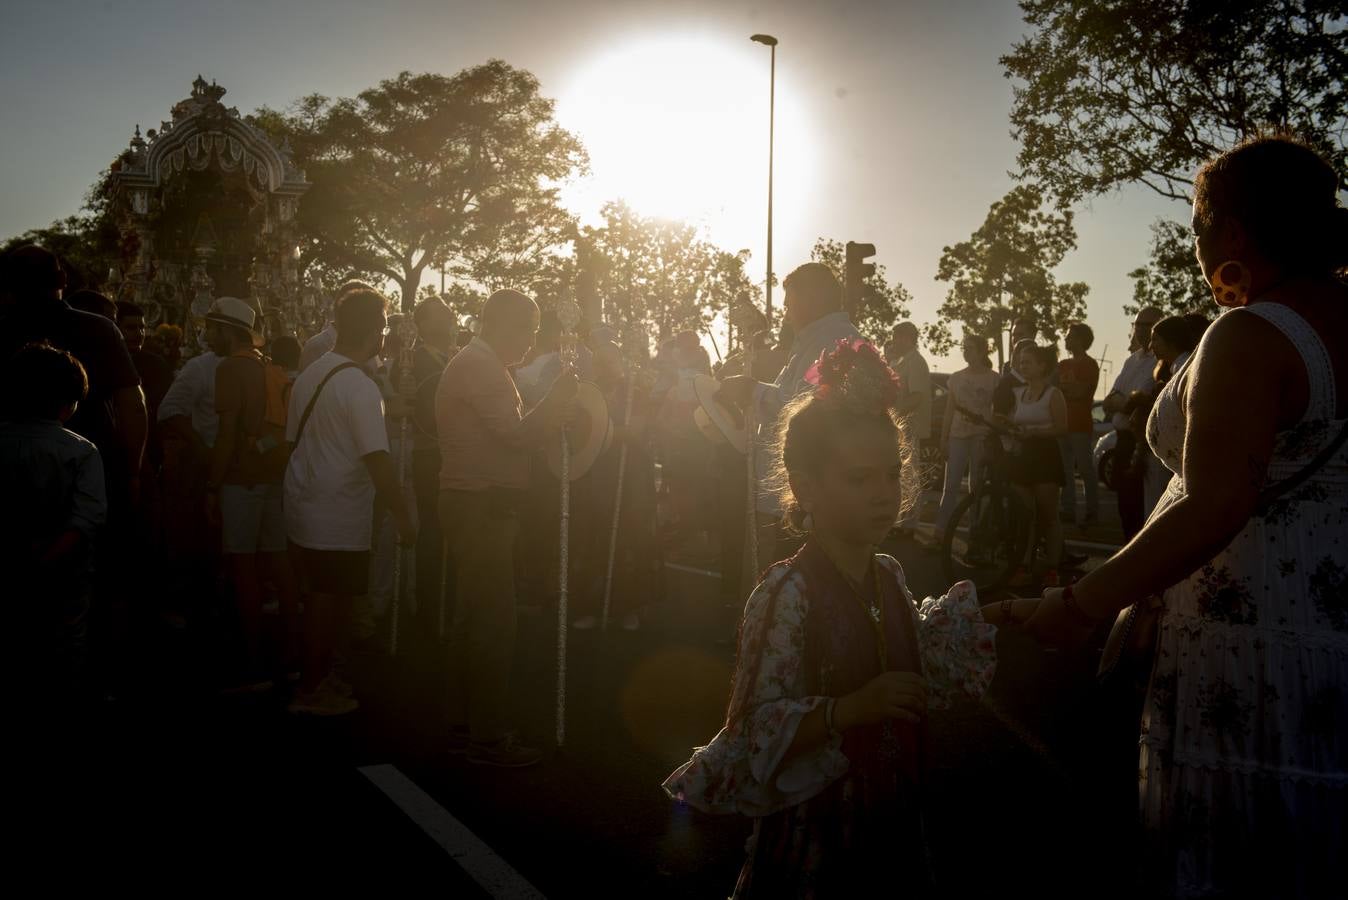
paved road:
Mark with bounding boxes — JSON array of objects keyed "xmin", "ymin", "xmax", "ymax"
[{"xmin": 16, "ymin": 524, "xmax": 1144, "ymax": 897}]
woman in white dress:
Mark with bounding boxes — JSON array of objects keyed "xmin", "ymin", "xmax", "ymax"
[{"xmin": 1027, "ymin": 136, "xmax": 1348, "ymax": 897}]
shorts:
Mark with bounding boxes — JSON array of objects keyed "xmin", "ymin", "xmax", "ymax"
[
  {"xmin": 290, "ymin": 543, "xmax": 371, "ymax": 597},
  {"xmin": 1009, "ymin": 437, "xmax": 1066, "ymax": 487},
  {"xmin": 220, "ymin": 483, "xmax": 287, "ymax": 554}
]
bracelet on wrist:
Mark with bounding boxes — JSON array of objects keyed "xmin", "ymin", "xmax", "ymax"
[
  {"xmin": 824, "ymin": 697, "xmax": 841, "ymax": 739},
  {"xmin": 1062, "ymin": 584, "xmax": 1104, "ymax": 622}
]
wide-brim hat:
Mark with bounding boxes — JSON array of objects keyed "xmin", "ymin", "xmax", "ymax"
[
  {"xmin": 693, "ymin": 406, "xmax": 728, "ymax": 447},
  {"xmin": 203, "ymin": 296, "xmax": 264, "ymax": 348},
  {"xmin": 693, "ymin": 374, "xmax": 748, "ymax": 455},
  {"xmin": 545, "ymin": 381, "xmax": 613, "ymax": 482}
]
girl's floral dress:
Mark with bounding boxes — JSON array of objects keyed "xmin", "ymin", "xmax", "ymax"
[{"xmin": 663, "ymin": 540, "xmax": 995, "ymax": 898}]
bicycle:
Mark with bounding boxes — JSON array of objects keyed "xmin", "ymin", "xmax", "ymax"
[{"xmin": 939, "ymin": 404, "xmax": 1035, "ymax": 594}]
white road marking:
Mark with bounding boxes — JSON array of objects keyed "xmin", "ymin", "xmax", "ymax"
[{"xmin": 359, "ymin": 764, "xmax": 547, "ymax": 899}]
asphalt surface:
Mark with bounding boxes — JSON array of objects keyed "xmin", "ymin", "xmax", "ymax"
[{"xmin": 14, "ymin": 485, "xmax": 1140, "ymax": 897}]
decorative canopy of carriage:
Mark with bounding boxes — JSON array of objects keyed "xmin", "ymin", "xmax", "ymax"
[{"xmin": 105, "ymin": 76, "xmax": 319, "ymax": 346}]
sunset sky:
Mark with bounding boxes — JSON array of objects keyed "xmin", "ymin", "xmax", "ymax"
[{"xmin": 0, "ymin": 0, "xmax": 1189, "ymax": 383}]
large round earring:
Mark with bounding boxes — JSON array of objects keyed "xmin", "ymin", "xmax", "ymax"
[{"xmin": 1210, "ymin": 260, "xmax": 1251, "ymax": 308}]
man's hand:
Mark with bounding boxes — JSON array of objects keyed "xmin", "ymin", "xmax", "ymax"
[
  {"xmin": 547, "ymin": 367, "xmax": 580, "ymax": 404},
  {"xmin": 716, "ymin": 374, "xmax": 756, "ymax": 409}
]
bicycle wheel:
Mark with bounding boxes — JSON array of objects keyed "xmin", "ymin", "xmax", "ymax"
[{"xmin": 941, "ymin": 487, "xmax": 1031, "ymax": 594}]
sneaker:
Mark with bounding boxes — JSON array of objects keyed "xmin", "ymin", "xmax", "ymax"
[
  {"xmin": 621, "ymin": 613, "xmax": 641, "ymax": 632},
  {"xmin": 288, "ymin": 687, "xmax": 359, "ymax": 717},
  {"xmin": 218, "ymin": 677, "xmax": 275, "ymax": 697},
  {"xmin": 322, "ymin": 673, "xmax": 355, "ymax": 699},
  {"xmin": 446, "ymin": 727, "xmax": 471, "ymax": 756},
  {"xmin": 467, "ymin": 733, "xmax": 543, "ymax": 768},
  {"xmin": 571, "ymin": 616, "xmax": 599, "ymax": 631}
]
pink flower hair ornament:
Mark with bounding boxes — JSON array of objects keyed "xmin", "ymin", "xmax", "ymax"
[{"xmin": 803, "ymin": 338, "xmax": 902, "ymax": 412}]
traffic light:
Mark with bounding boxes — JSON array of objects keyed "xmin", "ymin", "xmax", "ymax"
[{"xmin": 844, "ymin": 241, "xmax": 876, "ymax": 313}]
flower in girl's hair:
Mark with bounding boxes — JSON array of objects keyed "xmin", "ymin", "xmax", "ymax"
[{"xmin": 803, "ymin": 338, "xmax": 902, "ymax": 412}]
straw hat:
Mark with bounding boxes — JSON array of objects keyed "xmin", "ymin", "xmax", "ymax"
[
  {"xmin": 544, "ymin": 381, "xmax": 613, "ymax": 481},
  {"xmin": 203, "ymin": 296, "xmax": 264, "ymax": 347},
  {"xmin": 693, "ymin": 374, "xmax": 748, "ymax": 454}
]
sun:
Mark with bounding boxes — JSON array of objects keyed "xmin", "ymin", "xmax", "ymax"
[{"xmin": 555, "ymin": 32, "xmax": 816, "ymax": 245}]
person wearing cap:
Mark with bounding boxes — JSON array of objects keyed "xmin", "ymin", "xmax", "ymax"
[
  {"xmin": 204, "ymin": 297, "xmax": 298, "ymax": 693},
  {"xmin": 435, "ymin": 288, "xmax": 576, "ymax": 767},
  {"xmin": 0, "ymin": 245, "xmax": 146, "ymax": 512}
]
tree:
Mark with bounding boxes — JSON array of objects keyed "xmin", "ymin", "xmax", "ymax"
[
  {"xmin": 252, "ymin": 62, "xmax": 588, "ymax": 312},
  {"xmin": 1003, "ymin": 0, "xmax": 1348, "ymax": 204},
  {"xmin": 1126, "ymin": 218, "xmax": 1212, "ymax": 317},
  {"xmin": 1, "ymin": 213, "xmax": 123, "ymax": 296},
  {"xmin": 932, "ymin": 184, "xmax": 1089, "ymax": 366},
  {"xmin": 571, "ymin": 201, "xmax": 757, "ymax": 355},
  {"xmin": 808, "ymin": 238, "xmax": 912, "ymax": 342}
]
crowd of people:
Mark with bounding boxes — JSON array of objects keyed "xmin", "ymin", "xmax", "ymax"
[{"xmin": 2, "ymin": 133, "xmax": 1345, "ymax": 897}]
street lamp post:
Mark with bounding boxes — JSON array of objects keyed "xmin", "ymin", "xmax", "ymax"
[{"xmin": 751, "ymin": 34, "xmax": 778, "ymax": 325}]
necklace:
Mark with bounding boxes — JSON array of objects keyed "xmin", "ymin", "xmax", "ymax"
[{"xmin": 841, "ymin": 557, "xmax": 888, "ymax": 671}]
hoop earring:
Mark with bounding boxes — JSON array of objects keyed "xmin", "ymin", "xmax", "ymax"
[{"xmin": 1210, "ymin": 260, "xmax": 1251, "ymax": 308}]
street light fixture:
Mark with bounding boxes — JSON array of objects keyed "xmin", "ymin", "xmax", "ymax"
[{"xmin": 750, "ymin": 33, "xmax": 777, "ymax": 325}]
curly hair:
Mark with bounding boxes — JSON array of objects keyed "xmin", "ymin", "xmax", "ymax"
[{"xmin": 765, "ymin": 339, "xmax": 920, "ymax": 532}]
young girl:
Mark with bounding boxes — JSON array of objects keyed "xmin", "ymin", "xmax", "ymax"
[
  {"xmin": 663, "ymin": 339, "xmax": 1033, "ymax": 897},
  {"xmin": 1004, "ymin": 342, "xmax": 1068, "ymax": 585}
]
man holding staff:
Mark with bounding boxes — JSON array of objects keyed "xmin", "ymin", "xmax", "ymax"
[
  {"xmin": 435, "ymin": 289, "xmax": 575, "ymax": 768},
  {"xmin": 716, "ymin": 263, "xmax": 862, "ymax": 568}
]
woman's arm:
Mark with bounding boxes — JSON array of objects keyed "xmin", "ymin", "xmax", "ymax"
[{"xmin": 1029, "ymin": 311, "xmax": 1286, "ymax": 630}]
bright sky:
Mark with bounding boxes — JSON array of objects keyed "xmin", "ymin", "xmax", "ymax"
[{"xmin": 0, "ymin": 0, "xmax": 1185, "ymax": 385}]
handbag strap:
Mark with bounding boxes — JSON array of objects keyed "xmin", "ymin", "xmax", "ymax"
[
  {"xmin": 291, "ymin": 362, "xmax": 361, "ymax": 450},
  {"xmin": 1254, "ymin": 417, "xmax": 1348, "ymax": 514}
]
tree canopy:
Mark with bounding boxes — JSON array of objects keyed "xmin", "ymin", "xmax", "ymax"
[
  {"xmin": 808, "ymin": 238, "xmax": 912, "ymax": 342},
  {"xmin": 1003, "ymin": 0, "xmax": 1348, "ymax": 203},
  {"xmin": 252, "ymin": 62, "xmax": 589, "ymax": 312},
  {"xmin": 1126, "ymin": 217, "xmax": 1212, "ymax": 317},
  {"xmin": 931, "ymin": 184, "xmax": 1089, "ymax": 366},
  {"xmin": 563, "ymin": 201, "xmax": 757, "ymax": 355}
]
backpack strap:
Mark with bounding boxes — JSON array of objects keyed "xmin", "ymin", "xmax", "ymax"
[{"xmin": 291, "ymin": 362, "xmax": 362, "ymax": 450}]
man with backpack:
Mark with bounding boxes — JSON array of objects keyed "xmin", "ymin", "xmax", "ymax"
[
  {"xmin": 285, "ymin": 287, "xmax": 414, "ymax": 716},
  {"xmin": 204, "ymin": 297, "xmax": 298, "ymax": 694}
]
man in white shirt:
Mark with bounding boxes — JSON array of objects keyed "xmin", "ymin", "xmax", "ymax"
[
  {"xmin": 284, "ymin": 287, "xmax": 415, "ymax": 716},
  {"xmin": 157, "ymin": 322, "xmax": 226, "ymax": 592},
  {"xmin": 1101, "ymin": 305, "xmax": 1162, "ymax": 536},
  {"xmin": 717, "ymin": 263, "xmax": 862, "ymax": 555},
  {"xmin": 297, "ymin": 320, "xmax": 336, "ymax": 374},
  {"xmin": 1102, "ymin": 306, "xmax": 1163, "ymax": 430},
  {"xmin": 888, "ymin": 321, "xmax": 932, "ymax": 536}
]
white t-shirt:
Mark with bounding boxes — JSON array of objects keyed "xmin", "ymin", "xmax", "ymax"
[
  {"xmin": 284, "ymin": 351, "xmax": 389, "ymax": 551},
  {"xmin": 1109, "ymin": 349, "xmax": 1157, "ymax": 429}
]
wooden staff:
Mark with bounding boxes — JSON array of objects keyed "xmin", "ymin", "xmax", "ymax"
[
  {"xmin": 555, "ymin": 297, "xmax": 582, "ymax": 746},
  {"xmin": 600, "ymin": 375, "xmax": 636, "ymax": 631},
  {"xmin": 389, "ymin": 312, "xmax": 417, "ymax": 657}
]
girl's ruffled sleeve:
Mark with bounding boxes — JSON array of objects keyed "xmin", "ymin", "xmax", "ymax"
[
  {"xmin": 661, "ymin": 568, "xmax": 849, "ymax": 817},
  {"xmin": 880, "ymin": 557, "xmax": 997, "ymax": 708}
]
